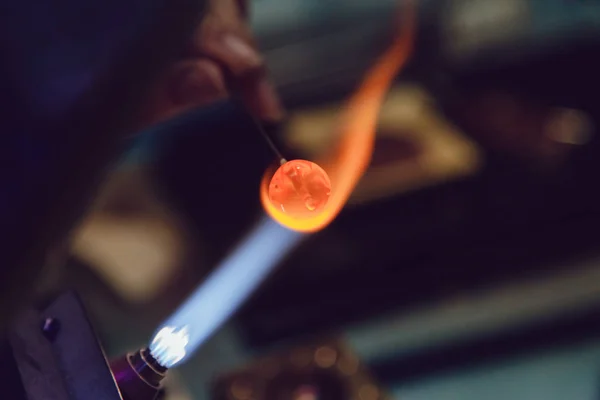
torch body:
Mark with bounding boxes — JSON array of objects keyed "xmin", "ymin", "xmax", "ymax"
[{"xmin": 111, "ymin": 348, "xmax": 168, "ymax": 400}]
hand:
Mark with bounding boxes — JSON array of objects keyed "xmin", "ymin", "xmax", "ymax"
[{"xmin": 138, "ymin": 0, "xmax": 284, "ymax": 127}]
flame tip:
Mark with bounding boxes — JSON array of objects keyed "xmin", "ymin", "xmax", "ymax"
[{"xmin": 260, "ymin": 0, "xmax": 415, "ymax": 232}]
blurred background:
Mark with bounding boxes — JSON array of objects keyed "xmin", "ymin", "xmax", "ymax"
[{"xmin": 40, "ymin": 0, "xmax": 600, "ymax": 399}]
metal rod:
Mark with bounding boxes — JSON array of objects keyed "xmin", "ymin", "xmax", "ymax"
[{"xmin": 248, "ymin": 114, "xmax": 287, "ymax": 164}]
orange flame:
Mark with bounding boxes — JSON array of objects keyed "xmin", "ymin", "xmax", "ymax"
[{"xmin": 260, "ymin": 0, "xmax": 416, "ymax": 233}]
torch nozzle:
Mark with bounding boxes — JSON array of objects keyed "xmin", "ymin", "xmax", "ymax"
[{"xmin": 111, "ymin": 348, "xmax": 167, "ymax": 400}]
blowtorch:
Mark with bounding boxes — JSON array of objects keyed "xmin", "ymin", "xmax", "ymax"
[{"xmin": 4, "ymin": 214, "xmax": 302, "ymax": 400}]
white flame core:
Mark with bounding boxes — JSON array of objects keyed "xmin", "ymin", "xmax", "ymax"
[{"xmin": 150, "ymin": 326, "xmax": 190, "ymax": 368}]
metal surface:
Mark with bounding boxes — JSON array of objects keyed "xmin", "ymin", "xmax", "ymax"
[
  {"xmin": 7, "ymin": 310, "xmax": 71, "ymax": 400},
  {"xmin": 6, "ymin": 292, "xmax": 122, "ymax": 400},
  {"xmin": 45, "ymin": 292, "xmax": 124, "ymax": 399}
]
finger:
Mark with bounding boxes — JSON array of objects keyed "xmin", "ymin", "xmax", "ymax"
[
  {"xmin": 200, "ymin": 32, "xmax": 263, "ymax": 79},
  {"xmin": 238, "ymin": 75, "xmax": 284, "ymax": 122},
  {"xmin": 137, "ymin": 59, "xmax": 228, "ymax": 127},
  {"xmin": 169, "ymin": 59, "xmax": 228, "ymax": 106},
  {"xmin": 235, "ymin": 0, "xmax": 249, "ymax": 18},
  {"xmin": 193, "ymin": 31, "xmax": 284, "ymax": 121}
]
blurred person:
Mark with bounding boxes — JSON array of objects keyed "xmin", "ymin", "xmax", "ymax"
[
  {"xmin": 71, "ymin": 0, "xmax": 285, "ymax": 305},
  {"xmin": 0, "ymin": 0, "xmax": 283, "ymax": 322}
]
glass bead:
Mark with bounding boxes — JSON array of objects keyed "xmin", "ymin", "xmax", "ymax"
[{"xmin": 268, "ymin": 160, "xmax": 331, "ymax": 218}]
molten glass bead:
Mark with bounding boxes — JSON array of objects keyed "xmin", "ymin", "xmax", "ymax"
[{"xmin": 268, "ymin": 160, "xmax": 332, "ymax": 218}]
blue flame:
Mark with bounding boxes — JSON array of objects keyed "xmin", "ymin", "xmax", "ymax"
[{"xmin": 149, "ymin": 217, "xmax": 303, "ymax": 368}]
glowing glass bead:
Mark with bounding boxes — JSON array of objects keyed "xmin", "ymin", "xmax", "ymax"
[{"xmin": 268, "ymin": 160, "xmax": 332, "ymax": 218}]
